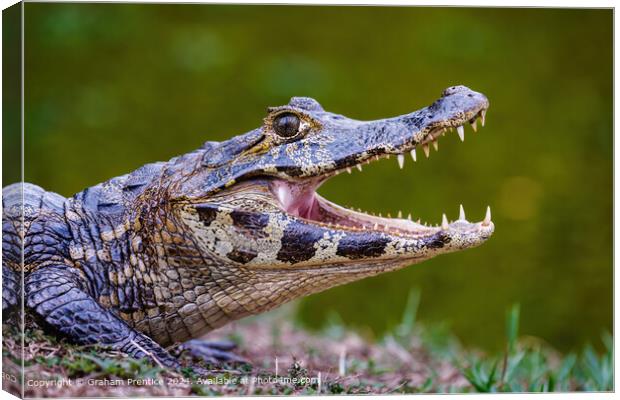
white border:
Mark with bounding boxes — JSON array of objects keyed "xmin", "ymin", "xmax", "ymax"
[
  {"xmin": 2, "ymin": 0, "xmax": 617, "ymax": 6},
  {"xmin": 0, "ymin": 1, "xmax": 616, "ymax": 400}
]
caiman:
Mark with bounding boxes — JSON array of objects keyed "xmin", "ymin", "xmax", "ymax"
[{"xmin": 2, "ymin": 85, "xmax": 494, "ymax": 370}]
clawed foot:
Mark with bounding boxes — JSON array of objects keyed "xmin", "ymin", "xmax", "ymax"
[{"xmin": 178, "ymin": 339, "xmax": 248, "ymax": 367}]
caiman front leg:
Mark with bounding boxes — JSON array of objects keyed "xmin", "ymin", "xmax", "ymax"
[{"xmin": 24, "ymin": 264, "xmax": 182, "ymax": 370}]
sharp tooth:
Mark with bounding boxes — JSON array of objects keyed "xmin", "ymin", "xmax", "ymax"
[
  {"xmin": 442, "ymin": 130, "xmax": 446, "ymax": 137},
  {"xmin": 416, "ymin": 219, "xmax": 421, "ymax": 224},
  {"xmin": 398, "ymin": 210, "xmax": 402, "ymax": 219},
  {"xmin": 423, "ymin": 144, "xmax": 430, "ymax": 158},
  {"xmin": 410, "ymin": 148, "xmax": 417, "ymax": 162},
  {"xmin": 441, "ymin": 213, "xmax": 449, "ymax": 230},
  {"xmin": 481, "ymin": 109, "xmax": 487, "ymax": 127},
  {"xmin": 346, "ymin": 167, "xmax": 352, "ymax": 174},
  {"xmin": 397, "ymin": 153, "xmax": 405, "ymax": 169},
  {"xmin": 386, "ymin": 154, "xmax": 391, "ymax": 159},
  {"xmin": 356, "ymin": 164, "xmax": 363, "ymax": 172},
  {"xmin": 457, "ymin": 125, "xmax": 465, "ymax": 141},
  {"xmin": 470, "ymin": 119, "xmax": 478, "ymax": 132},
  {"xmin": 483, "ymin": 206, "xmax": 492, "ymax": 226},
  {"xmin": 459, "ymin": 204, "xmax": 466, "ymax": 220},
  {"xmin": 407, "ymin": 213, "xmax": 412, "ymax": 221},
  {"xmin": 387, "ymin": 213, "xmax": 392, "ymax": 218},
  {"xmin": 379, "ymin": 213, "xmax": 382, "ymax": 218},
  {"xmin": 432, "ymin": 140, "xmax": 439, "ymax": 151},
  {"xmin": 277, "ymin": 185, "xmax": 289, "ymax": 207}
]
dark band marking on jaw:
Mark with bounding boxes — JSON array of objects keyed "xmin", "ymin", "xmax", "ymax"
[
  {"xmin": 336, "ymin": 233, "xmax": 389, "ymax": 259},
  {"xmin": 195, "ymin": 205, "xmax": 219, "ymax": 225},
  {"xmin": 227, "ymin": 248, "xmax": 258, "ymax": 264},
  {"xmin": 276, "ymin": 222, "xmax": 325, "ymax": 263}
]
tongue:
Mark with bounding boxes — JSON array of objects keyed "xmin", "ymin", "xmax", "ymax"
[{"xmin": 273, "ymin": 180, "xmax": 320, "ymax": 219}]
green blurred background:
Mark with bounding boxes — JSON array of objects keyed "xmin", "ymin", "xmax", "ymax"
[{"xmin": 11, "ymin": 4, "xmax": 612, "ymax": 352}]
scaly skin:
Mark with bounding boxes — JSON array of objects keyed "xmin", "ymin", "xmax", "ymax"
[{"xmin": 2, "ymin": 85, "xmax": 494, "ymax": 370}]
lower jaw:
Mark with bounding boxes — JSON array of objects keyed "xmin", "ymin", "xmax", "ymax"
[{"xmin": 269, "ymin": 178, "xmax": 440, "ymax": 237}]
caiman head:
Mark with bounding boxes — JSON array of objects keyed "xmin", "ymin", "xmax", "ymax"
[{"xmin": 159, "ymin": 85, "xmax": 493, "ymax": 321}]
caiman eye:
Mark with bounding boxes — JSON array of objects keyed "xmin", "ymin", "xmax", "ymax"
[{"xmin": 273, "ymin": 113, "xmax": 301, "ymax": 138}]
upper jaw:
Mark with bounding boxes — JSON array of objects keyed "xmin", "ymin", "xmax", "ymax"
[
  {"xmin": 259, "ymin": 85, "xmax": 489, "ymax": 181},
  {"xmin": 327, "ymin": 85, "xmax": 489, "ymax": 175},
  {"xmin": 188, "ymin": 86, "xmax": 488, "ymax": 197}
]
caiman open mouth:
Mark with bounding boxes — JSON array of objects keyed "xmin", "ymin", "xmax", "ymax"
[{"xmin": 269, "ymin": 107, "xmax": 493, "ymax": 239}]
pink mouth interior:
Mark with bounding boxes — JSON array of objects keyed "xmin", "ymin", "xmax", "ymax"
[
  {"xmin": 269, "ymin": 178, "xmax": 440, "ymax": 235},
  {"xmin": 270, "ymin": 178, "xmax": 324, "ymax": 221}
]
